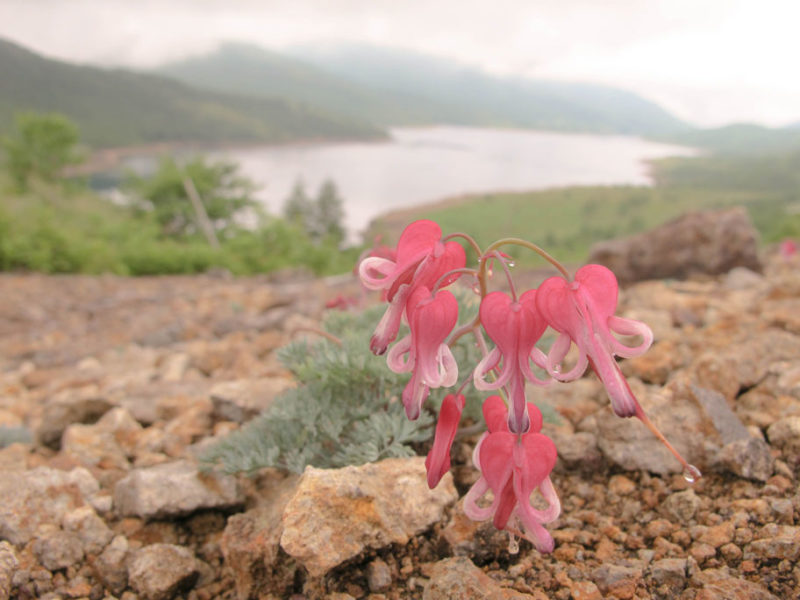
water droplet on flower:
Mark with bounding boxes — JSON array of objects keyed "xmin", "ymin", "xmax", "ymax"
[
  {"xmin": 507, "ymin": 533, "xmax": 519, "ymax": 555},
  {"xmin": 507, "ymin": 261, "xmax": 516, "ymax": 268},
  {"xmin": 683, "ymin": 464, "xmax": 702, "ymax": 484}
]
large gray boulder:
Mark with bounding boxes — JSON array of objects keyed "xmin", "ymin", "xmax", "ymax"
[{"xmin": 588, "ymin": 207, "xmax": 761, "ymax": 283}]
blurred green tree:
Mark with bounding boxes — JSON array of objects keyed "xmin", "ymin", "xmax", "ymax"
[
  {"xmin": 313, "ymin": 179, "xmax": 345, "ymax": 244},
  {"xmin": 283, "ymin": 177, "xmax": 346, "ymax": 244},
  {"xmin": 1, "ymin": 112, "xmax": 84, "ymax": 190},
  {"xmin": 125, "ymin": 156, "xmax": 259, "ymax": 240},
  {"xmin": 283, "ymin": 179, "xmax": 313, "ymax": 229}
]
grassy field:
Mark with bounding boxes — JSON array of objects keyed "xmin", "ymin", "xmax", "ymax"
[
  {"xmin": 368, "ymin": 148, "xmax": 800, "ymax": 268},
  {"xmin": 369, "ymin": 185, "xmax": 785, "ymax": 267}
]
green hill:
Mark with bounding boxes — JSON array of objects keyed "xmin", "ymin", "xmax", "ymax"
[
  {"xmin": 157, "ymin": 42, "xmax": 690, "ymax": 136},
  {"xmin": 0, "ymin": 38, "xmax": 384, "ymax": 148},
  {"xmin": 156, "ymin": 42, "xmax": 450, "ymax": 126},
  {"xmin": 655, "ymin": 122, "xmax": 800, "ymax": 155},
  {"xmin": 288, "ymin": 43, "xmax": 691, "ymax": 136}
]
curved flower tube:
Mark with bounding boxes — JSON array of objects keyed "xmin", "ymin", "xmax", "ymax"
[
  {"xmin": 463, "ymin": 396, "xmax": 559, "ymax": 553},
  {"xmin": 425, "ymin": 393, "xmax": 465, "ymax": 489},
  {"xmin": 473, "ymin": 290, "xmax": 550, "ymax": 432},
  {"xmin": 535, "ymin": 264, "xmax": 653, "ymax": 418},
  {"xmin": 387, "ymin": 286, "xmax": 459, "ymax": 420}
]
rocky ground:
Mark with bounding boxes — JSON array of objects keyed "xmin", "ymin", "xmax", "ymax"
[{"xmin": 0, "ymin": 253, "xmax": 799, "ymax": 599}]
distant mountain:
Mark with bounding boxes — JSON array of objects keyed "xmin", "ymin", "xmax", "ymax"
[
  {"xmin": 287, "ymin": 43, "xmax": 691, "ymax": 136},
  {"xmin": 156, "ymin": 42, "xmax": 450, "ymax": 126},
  {"xmin": 657, "ymin": 123, "xmax": 800, "ymax": 155},
  {"xmin": 0, "ymin": 38, "xmax": 383, "ymax": 148},
  {"xmin": 157, "ymin": 42, "xmax": 690, "ymax": 137}
]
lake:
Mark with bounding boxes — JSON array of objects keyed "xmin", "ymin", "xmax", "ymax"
[{"xmin": 213, "ymin": 126, "xmax": 695, "ymax": 239}]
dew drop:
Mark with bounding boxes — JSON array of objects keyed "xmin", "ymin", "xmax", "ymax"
[
  {"xmin": 507, "ymin": 533, "xmax": 520, "ymax": 555},
  {"xmin": 683, "ymin": 464, "xmax": 702, "ymax": 484},
  {"xmin": 507, "ymin": 261, "xmax": 516, "ymax": 268},
  {"xmin": 472, "ymin": 283, "xmax": 481, "ymax": 294}
]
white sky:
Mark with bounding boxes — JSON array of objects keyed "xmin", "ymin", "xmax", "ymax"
[{"xmin": 1, "ymin": 0, "xmax": 799, "ymax": 127}]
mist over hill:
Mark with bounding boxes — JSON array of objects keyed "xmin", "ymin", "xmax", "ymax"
[
  {"xmin": 0, "ymin": 38, "xmax": 384, "ymax": 148},
  {"xmin": 158, "ymin": 42, "xmax": 691, "ymax": 137}
]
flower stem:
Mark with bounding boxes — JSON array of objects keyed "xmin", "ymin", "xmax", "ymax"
[
  {"xmin": 482, "ymin": 238, "xmax": 571, "ymax": 280},
  {"xmin": 444, "ymin": 232, "xmax": 483, "ymax": 258}
]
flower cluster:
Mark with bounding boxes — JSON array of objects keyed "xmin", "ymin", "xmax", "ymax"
[{"xmin": 358, "ymin": 219, "xmax": 698, "ymax": 553}]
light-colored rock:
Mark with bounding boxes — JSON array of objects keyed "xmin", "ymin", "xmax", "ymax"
[
  {"xmin": 692, "ymin": 568, "xmax": 778, "ymax": 600},
  {"xmin": 648, "ymin": 558, "xmax": 687, "ymax": 598},
  {"xmin": 160, "ymin": 352, "xmax": 192, "ymax": 382},
  {"xmin": 0, "ymin": 466, "xmax": 99, "ymax": 545},
  {"xmin": 91, "ymin": 535, "xmax": 130, "ymax": 595},
  {"xmin": 767, "ymin": 416, "xmax": 800, "ymax": 455},
  {"xmin": 128, "ymin": 543, "xmax": 199, "ymax": 600},
  {"xmin": 366, "ymin": 558, "xmax": 392, "ymax": 593},
  {"xmin": 36, "ymin": 396, "xmax": 112, "ymax": 448},
  {"xmin": 32, "ymin": 527, "xmax": 84, "ymax": 571},
  {"xmin": 280, "ymin": 457, "xmax": 458, "ymax": 577},
  {"xmin": 62, "ymin": 505, "xmax": 114, "ymax": 555},
  {"xmin": 0, "ymin": 542, "xmax": 18, "ymax": 600},
  {"xmin": 714, "ymin": 436, "xmax": 774, "ymax": 482},
  {"xmin": 221, "ymin": 475, "xmax": 298, "ymax": 600},
  {"xmin": 595, "ymin": 381, "xmax": 757, "ymax": 475},
  {"xmin": 114, "ymin": 460, "xmax": 244, "ymax": 519},
  {"xmin": 745, "ymin": 524, "xmax": 800, "ymax": 561},
  {"xmin": 591, "ymin": 564, "xmax": 643, "ymax": 599},
  {"xmin": 61, "ymin": 422, "xmax": 131, "ymax": 471},
  {"xmin": 209, "ymin": 377, "xmax": 294, "ymax": 423},
  {"xmin": 423, "ymin": 556, "xmax": 534, "ymax": 600}
]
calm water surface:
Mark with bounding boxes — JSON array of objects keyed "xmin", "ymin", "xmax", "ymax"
[{"xmin": 215, "ymin": 126, "xmax": 695, "ymax": 238}]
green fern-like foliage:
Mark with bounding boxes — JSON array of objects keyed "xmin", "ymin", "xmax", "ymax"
[
  {"xmin": 201, "ymin": 292, "xmax": 558, "ymax": 475},
  {"xmin": 201, "ymin": 304, "xmax": 438, "ymax": 474}
]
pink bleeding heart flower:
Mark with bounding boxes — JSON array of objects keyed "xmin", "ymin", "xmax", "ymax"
[
  {"xmin": 358, "ymin": 220, "xmax": 465, "ymax": 355},
  {"xmin": 387, "ymin": 286, "xmax": 459, "ymax": 420},
  {"xmin": 535, "ymin": 264, "xmax": 653, "ymax": 418},
  {"xmin": 463, "ymin": 396, "xmax": 559, "ymax": 553},
  {"xmin": 780, "ymin": 239, "xmax": 797, "ymax": 260},
  {"xmin": 425, "ymin": 393, "xmax": 465, "ymax": 489},
  {"xmin": 473, "ymin": 289, "xmax": 550, "ymax": 433}
]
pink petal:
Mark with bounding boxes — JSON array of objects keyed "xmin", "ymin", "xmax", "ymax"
[
  {"xmin": 386, "ymin": 334, "xmax": 413, "ymax": 373},
  {"xmin": 395, "ymin": 220, "xmax": 442, "ymax": 265},
  {"xmin": 369, "ymin": 283, "xmax": 411, "ymax": 355},
  {"xmin": 525, "ymin": 402, "xmax": 544, "ymax": 434},
  {"xmin": 473, "ymin": 347, "xmax": 509, "ymax": 390},
  {"xmin": 386, "ymin": 221, "xmax": 446, "ymax": 300},
  {"xmin": 425, "ymin": 393, "xmax": 465, "ymax": 489},
  {"xmin": 513, "ymin": 433, "xmax": 558, "ymax": 501},
  {"xmin": 482, "ymin": 395, "xmax": 510, "ymax": 433},
  {"xmin": 358, "ymin": 256, "xmax": 399, "ymax": 290},
  {"xmin": 535, "ymin": 276, "xmax": 578, "ymax": 337},
  {"xmin": 574, "ymin": 264, "xmax": 619, "ymax": 320},
  {"xmin": 493, "ymin": 478, "xmax": 517, "ymax": 530},
  {"xmin": 587, "ymin": 354, "xmax": 641, "ymax": 418},
  {"xmin": 412, "ymin": 240, "xmax": 467, "ymax": 291},
  {"xmin": 478, "ymin": 432, "xmax": 515, "ymax": 495},
  {"xmin": 606, "ymin": 315, "xmax": 653, "ymax": 358},
  {"xmin": 401, "ymin": 370, "xmax": 429, "ymax": 420},
  {"xmin": 544, "ymin": 332, "xmax": 588, "ymax": 381},
  {"xmin": 512, "ymin": 499, "xmax": 556, "ymax": 553},
  {"xmin": 409, "ymin": 289, "xmax": 459, "ymax": 387},
  {"xmin": 463, "ymin": 477, "xmax": 495, "ymax": 521}
]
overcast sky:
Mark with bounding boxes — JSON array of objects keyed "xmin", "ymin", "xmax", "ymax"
[{"xmin": 1, "ymin": 0, "xmax": 799, "ymax": 128}]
